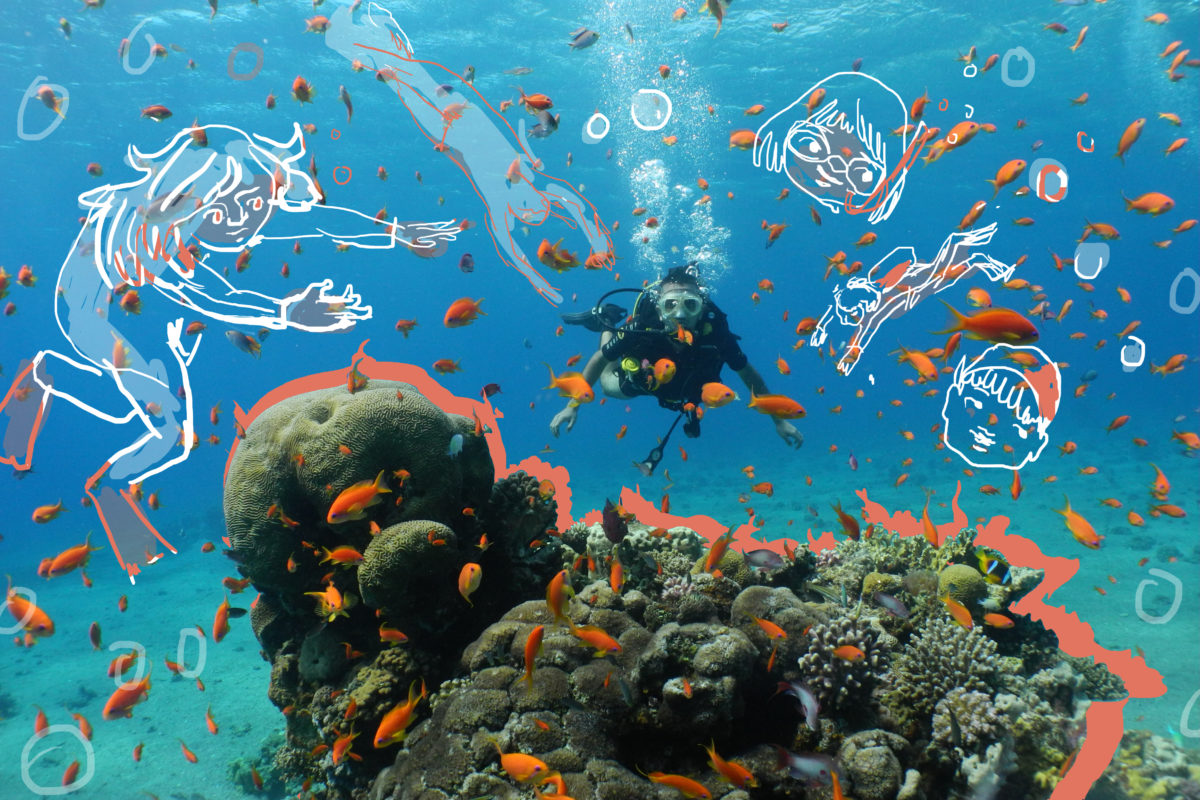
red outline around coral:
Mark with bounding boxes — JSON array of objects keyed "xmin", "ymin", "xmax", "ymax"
[
  {"xmin": 859, "ymin": 485, "xmax": 1165, "ymax": 795},
  {"xmin": 224, "ymin": 348, "xmax": 1158, "ymax": 798}
]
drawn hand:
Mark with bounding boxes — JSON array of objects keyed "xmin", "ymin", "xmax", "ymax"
[
  {"xmin": 394, "ymin": 219, "xmax": 461, "ymax": 250},
  {"xmin": 281, "ymin": 279, "xmax": 372, "ymax": 332}
]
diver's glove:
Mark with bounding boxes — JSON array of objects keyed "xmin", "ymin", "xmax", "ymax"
[{"xmin": 775, "ymin": 418, "xmax": 803, "ymax": 448}]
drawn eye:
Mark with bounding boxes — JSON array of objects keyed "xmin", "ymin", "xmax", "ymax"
[
  {"xmin": 788, "ymin": 133, "xmax": 827, "ymax": 162},
  {"xmin": 963, "ymin": 396, "xmax": 983, "ymax": 414},
  {"xmin": 250, "ymin": 197, "xmax": 263, "ymax": 211},
  {"xmin": 210, "ymin": 209, "xmax": 223, "ymax": 223}
]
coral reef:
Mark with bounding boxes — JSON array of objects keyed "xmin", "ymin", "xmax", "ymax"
[
  {"xmin": 883, "ymin": 617, "xmax": 999, "ymax": 734},
  {"xmin": 218, "ymin": 387, "xmax": 1139, "ymax": 800}
]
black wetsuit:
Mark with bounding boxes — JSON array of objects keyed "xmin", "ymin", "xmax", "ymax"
[{"xmin": 600, "ymin": 298, "xmax": 748, "ymax": 412}]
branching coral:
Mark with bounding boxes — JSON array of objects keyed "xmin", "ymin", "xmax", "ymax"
[
  {"xmin": 795, "ymin": 612, "xmax": 888, "ymax": 714},
  {"xmin": 883, "ymin": 617, "xmax": 998, "ymax": 732}
]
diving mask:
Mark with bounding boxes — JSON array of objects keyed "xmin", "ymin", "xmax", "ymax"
[{"xmin": 657, "ymin": 290, "xmax": 703, "ymax": 322}]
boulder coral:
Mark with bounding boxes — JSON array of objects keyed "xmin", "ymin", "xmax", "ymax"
[{"xmin": 221, "ymin": 381, "xmax": 561, "ymax": 792}]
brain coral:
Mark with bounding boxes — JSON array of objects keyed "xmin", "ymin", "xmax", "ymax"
[
  {"xmin": 224, "ymin": 381, "xmax": 492, "ymax": 594},
  {"xmin": 938, "ymin": 563, "xmax": 987, "ymax": 607}
]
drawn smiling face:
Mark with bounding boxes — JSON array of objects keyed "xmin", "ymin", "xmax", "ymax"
[
  {"xmin": 942, "ymin": 362, "xmax": 1051, "ymax": 470},
  {"xmin": 784, "ymin": 113, "xmax": 886, "ymax": 211}
]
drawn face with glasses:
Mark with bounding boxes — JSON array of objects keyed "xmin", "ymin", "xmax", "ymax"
[{"xmin": 657, "ymin": 284, "xmax": 704, "ymax": 330}]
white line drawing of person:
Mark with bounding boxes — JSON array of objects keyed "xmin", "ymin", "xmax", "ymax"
[
  {"xmin": 941, "ymin": 343, "xmax": 1062, "ymax": 470},
  {"xmin": 753, "ymin": 72, "xmax": 928, "ymax": 225},
  {"xmin": 324, "ymin": 2, "xmax": 615, "ymax": 305},
  {"xmin": 0, "ymin": 122, "xmax": 459, "ymax": 582},
  {"xmin": 810, "ymin": 223, "xmax": 1015, "ymax": 376}
]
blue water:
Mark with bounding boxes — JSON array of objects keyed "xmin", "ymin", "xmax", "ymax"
[{"xmin": 2, "ymin": 1, "xmax": 1197, "ymax": 797}]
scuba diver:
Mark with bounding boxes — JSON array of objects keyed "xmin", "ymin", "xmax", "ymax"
[{"xmin": 549, "ymin": 263, "xmax": 803, "ymax": 475}]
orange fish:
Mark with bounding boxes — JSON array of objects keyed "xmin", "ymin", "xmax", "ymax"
[
  {"xmin": 1069, "ymin": 25, "xmax": 1088, "ymax": 53},
  {"xmin": 492, "ymin": 739, "xmax": 556, "ymax": 783},
  {"xmin": 523, "ymin": 625, "xmax": 545, "ymax": 689},
  {"xmin": 320, "ymin": 546, "xmax": 365, "ymax": 567},
  {"xmin": 936, "ymin": 302, "xmax": 1038, "ymax": 343},
  {"xmin": 102, "ymin": 672, "xmax": 152, "ymax": 720},
  {"xmin": 571, "ymin": 624, "xmax": 622, "ymax": 656},
  {"xmin": 327, "ymin": 470, "xmax": 390, "ymax": 524},
  {"xmin": 1122, "ymin": 192, "xmax": 1174, "ymax": 216},
  {"xmin": 5, "ymin": 577, "xmax": 54, "ymax": 638},
  {"xmin": 32, "ymin": 499, "xmax": 68, "ymax": 524},
  {"xmin": 1055, "ymin": 495, "xmax": 1102, "ymax": 548},
  {"xmin": 544, "ymin": 363, "xmax": 594, "ymax": 405},
  {"xmin": 700, "ymin": 382, "xmax": 739, "ymax": 408},
  {"xmin": 47, "ymin": 532, "xmax": 102, "ymax": 578},
  {"xmin": 832, "ymin": 644, "xmax": 865, "ymax": 661},
  {"xmin": 545, "ymin": 569, "xmax": 575, "ymax": 627},
  {"xmin": 704, "ymin": 530, "xmax": 734, "ymax": 572},
  {"xmin": 212, "ymin": 594, "xmax": 233, "ymax": 643},
  {"xmin": 432, "ymin": 358, "xmax": 461, "ymax": 374},
  {"xmin": 747, "ymin": 392, "xmax": 805, "ymax": 418},
  {"xmin": 443, "ymin": 297, "xmax": 486, "ymax": 327},
  {"xmin": 702, "ymin": 740, "xmax": 757, "ymax": 788},
  {"xmin": 373, "ymin": 678, "xmax": 426, "ymax": 747},
  {"xmin": 1114, "ymin": 118, "xmax": 1145, "ymax": 163},
  {"xmin": 895, "ymin": 344, "xmax": 939, "ymax": 381},
  {"xmin": 291, "ymin": 75, "xmax": 314, "ymax": 104},
  {"xmin": 728, "ymin": 130, "xmax": 760, "ymax": 150},
  {"xmin": 831, "ymin": 499, "xmax": 861, "ymax": 541},
  {"xmin": 304, "ymin": 581, "xmax": 351, "ymax": 622},
  {"xmin": 986, "ymin": 159, "xmax": 1027, "ymax": 198},
  {"xmin": 458, "ymin": 562, "xmax": 482, "ymax": 605},
  {"xmin": 205, "ymin": 705, "xmax": 218, "ymax": 735},
  {"xmin": 941, "ymin": 595, "xmax": 974, "ymax": 629}
]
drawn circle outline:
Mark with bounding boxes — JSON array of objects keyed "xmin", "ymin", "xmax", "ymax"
[
  {"xmin": 176, "ymin": 626, "xmax": 207, "ymax": 679},
  {"xmin": 1076, "ymin": 131, "xmax": 1094, "ymax": 152},
  {"xmin": 630, "ymin": 89, "xmax": 673, "ymax": 132},
  {"xmin": 585, "ymin": 113, "xmax": 611, "ymax": 141},
  {"xmin": 1181, "ymin": 689, "xmax": 1200, "ymax": 738},
  {"xmin": 1134, "ymin": 568, "xmax": 1182, "ymax": 624},
  {"xmin": 1120, "ymin": 336, "xmax": 1146, "ymax": 368},
  {"xmin": 937, "ymin": 97, "xmax": 949, "ymax": 112},
  {"xmin": 1169, "ymin": 267, "xmax": 1199, "ymax": 314},
  {"xmin": 946, "ymin": 133, "xmax": 958, "ymax": 145},
  {"xmin": 330, "ymin": 129, "xmax": 341, "ymax": 140},
  {"xmin": 17, "ymin": 78, "xmax": 69, "ymax": 142},
  {"xmin": 0, "ymin": 584, "xmax": 38, "ymax": 633},
  {"xmin": 332, "ymin": 166, "xmax": 352, "ymax": 185},
  {"xmin": 963, "ymin": 64, "xmax": 978, "ymax": 78},
  {"xmin": 121, "ymin": 19, "xmax": 158, "ymax": 76},
  {"xmin": 21, "ymin": 724, "xmax": 96, "ymax": 795},
  {"xmin": 226, "ymin": 42, "xmax": 265, "ymax": 81}
]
